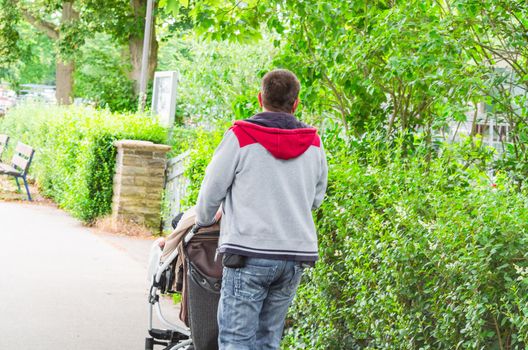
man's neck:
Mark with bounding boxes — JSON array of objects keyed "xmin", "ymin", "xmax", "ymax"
[{"xmin": 262, "ymin": 109, "xmax": 293, "ymax": 114}]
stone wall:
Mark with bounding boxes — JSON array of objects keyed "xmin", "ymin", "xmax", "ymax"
[{"xmin": 112, "ymin": 140, "xmax": 171, "ymax": 232}]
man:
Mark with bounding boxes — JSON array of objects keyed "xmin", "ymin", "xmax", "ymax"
[{"xmin": 195, "ymin": 69, "xmax": 328, "ymax": 350}]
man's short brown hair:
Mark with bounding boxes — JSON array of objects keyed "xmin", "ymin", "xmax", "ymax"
[{"xmin": 261, "ymin": 69, "xmax": 300, "ymax": 113}]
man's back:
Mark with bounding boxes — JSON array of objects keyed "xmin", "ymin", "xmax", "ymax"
[{"xmin": 196, "ymin": 113, "xmax": 326, "ymax": 262}]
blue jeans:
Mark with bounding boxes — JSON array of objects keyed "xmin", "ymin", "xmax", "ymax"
[{"xmin": 217, "ymin": 257, "xmax": 305, "ymax": 350}]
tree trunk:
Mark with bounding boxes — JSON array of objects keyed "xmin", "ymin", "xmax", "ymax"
[
  {"xmin": 129, "ymin": 0, "xmax": 158, "ymax": 96},
  {"xmin": 55, "ymin": 1, "xmax": 78, "ymax": 105},
  {"xmin": 56, "ymin": 60, "xmax": 74, "ymax": 104}
]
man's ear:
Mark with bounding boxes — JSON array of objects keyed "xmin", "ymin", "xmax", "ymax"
[
  {"xmin": 292, "ymin": 98, "xmax": 300, "ymax": 113},
  {"xmin": 258, "ymin": 92, "xmax": 263, "ymax": 108}
]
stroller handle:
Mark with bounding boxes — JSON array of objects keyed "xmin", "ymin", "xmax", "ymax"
[{"xmin": 183, "ymin": 224, "xmax": 201, "ymax": 246}]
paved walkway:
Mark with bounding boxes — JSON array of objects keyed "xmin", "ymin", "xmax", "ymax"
[{"xmin": 0, "ymin": 201, "xmax": 178, "ymax": 349}]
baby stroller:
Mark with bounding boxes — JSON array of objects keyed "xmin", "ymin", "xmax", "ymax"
[{"xmin": 146, "ymin": 207, "xmax": 222, "ymax": 350}]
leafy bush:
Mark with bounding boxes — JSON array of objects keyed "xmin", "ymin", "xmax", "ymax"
[
  {"xmin": 494, "ymin": 122, "xmax": 528, "ymax": 191},
  {"xmin": 75, "ymin": 33, "xmax": 136, "ymax": 112},
  {"xmin": 177, "ymin": 121, "xmax": 527, "ymax": 349},
  {"xmin": 179, "ymin": 121, "xmax": 230, "ymax": 209},
  {"xmin": 0, "ymin": 22, "xmax": 55, "ymax": 88},
  {"xmin": 167, "ymin": 127, "xmax": 200, "ymax": 157},
  {"xmin": 0, "ymin": 104, "xmax": 167, "ymax": 222},
  {"xmin": 157, "ymin": 34, "xmax": 273, "ymax": 123},
  {"xmin": 282, "ymin": 132, "xmax": 528, "ymax": 349}
]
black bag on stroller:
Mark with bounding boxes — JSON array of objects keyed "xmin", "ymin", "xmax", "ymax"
[
  {"xmin": 183, "ymin": 229, "xmax": 222, "ymax": 349},
  {"xmin": 146, "ymin": 207, "xmax": 222, "ymax": 350}
]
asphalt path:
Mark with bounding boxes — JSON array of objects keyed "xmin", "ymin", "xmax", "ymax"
[{"xmin": 0, "ymin": 201, "xmax": 179, "ymax": 349}]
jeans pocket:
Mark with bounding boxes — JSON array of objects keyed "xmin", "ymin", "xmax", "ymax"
[
  {"xmin": 288, "ymin": 264, "xmax": 305, "ymax": 292},
  {"xmin": 234, "ymin": 264, "xmax": 274, "ymax": 301}
]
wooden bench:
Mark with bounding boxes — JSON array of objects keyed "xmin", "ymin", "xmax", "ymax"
[
  {"xmin": 0, "ymin": 142, "xmax": 35, "ymax": 200},
  {"xmin": 0, "ymin": 134, "xmax": 8, "ymax": 162}
]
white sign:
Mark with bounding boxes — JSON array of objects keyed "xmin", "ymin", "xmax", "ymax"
[{"xmin": 151, "ymin": 71, "xmax": 178, "ymax": 127}]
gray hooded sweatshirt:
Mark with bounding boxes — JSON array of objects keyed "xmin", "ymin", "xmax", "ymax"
[{"xmin": 195, "ymin": 112, "xmax": 328, "ymax": 261}]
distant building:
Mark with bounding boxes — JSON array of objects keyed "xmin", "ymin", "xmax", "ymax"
[
  {"xmin": 449, "ymin": 62, "xmax": 525, "ymax": 154},
  {"xmin": 17, "ymin": 84, "xmax": 56, "ymax": 105}
]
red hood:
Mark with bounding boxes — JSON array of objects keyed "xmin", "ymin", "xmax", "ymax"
[{"xmin": 232, "ymin": 120, "xmax": 320, "ymax": 160}]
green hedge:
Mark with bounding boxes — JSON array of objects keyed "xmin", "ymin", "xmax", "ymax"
[
  {"xmin": 282, "ymin": 134, "xmax": 528, "ymax": 349},
  {"xmin": 179, "ymin": 125, "xmax": 528, "ymax": 349},
  {"xmin": 172, "ymin": 120, "xmax": 231, "ymax": 210},
  {"xmin": 0, "ymin": 104, "xmax": 167, "ymax": 222}
]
